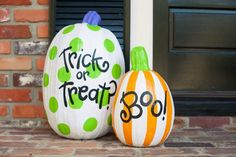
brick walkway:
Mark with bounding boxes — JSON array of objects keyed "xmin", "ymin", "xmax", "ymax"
[{"xmin": 0, "ymin": 127, "xmax": 235, "ymax": 157}]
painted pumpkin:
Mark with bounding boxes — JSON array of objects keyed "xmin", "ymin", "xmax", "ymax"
[
  {"xmin": 43, "ymin": 11, "xmax": 125, "ymax": 139},
  {"xmin": 112, "ymin": 46, "xmax": 175, "ymax": 147}
]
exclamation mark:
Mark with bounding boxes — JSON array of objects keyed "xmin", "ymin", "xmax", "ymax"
[{"xmin": 162, "ymin": 91, "xmax": 167, "ymax": 121}]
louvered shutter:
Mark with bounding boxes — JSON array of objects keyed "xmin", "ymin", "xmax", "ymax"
[{"xmin": 52, "ymin": 0, "xmax": 124, "ymax": 49}]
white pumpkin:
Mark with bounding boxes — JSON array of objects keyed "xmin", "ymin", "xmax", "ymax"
[
  {"xmin": 112, "ymin": 46, "xmax": 175, "ymax": 147},
  {"xmin": 43, "ymin": 11, "xmax": 125, "ymax": 139}
]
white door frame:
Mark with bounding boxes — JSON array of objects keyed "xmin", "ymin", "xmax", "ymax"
[{"xmin": 130, "ymin": 0, "xmax": 153, "ymax": 69}]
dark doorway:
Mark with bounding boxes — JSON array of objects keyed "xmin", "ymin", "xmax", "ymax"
[{"xmin": 154, "ymin": 0, "xmax": 236, "ymax": 115}]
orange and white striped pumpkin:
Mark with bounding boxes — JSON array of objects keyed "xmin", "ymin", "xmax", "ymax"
[{"xmin": 112, "ymin": 46, "xmax": 175, "ymax": 147}]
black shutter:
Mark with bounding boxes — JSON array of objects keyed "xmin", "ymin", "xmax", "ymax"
[{"xmin": 51, "ymin": 0, "xmax": 124, "ymax": 49}]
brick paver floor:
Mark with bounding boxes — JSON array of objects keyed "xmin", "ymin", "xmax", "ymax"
[{"xmin": 0, "ymin": 127, "xmax": 235, "ymax": 156}]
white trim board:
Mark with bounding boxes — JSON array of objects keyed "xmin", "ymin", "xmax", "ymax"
[{"xmin": 130, "ymin": 0, "xmax": 153, "ymax": 69}]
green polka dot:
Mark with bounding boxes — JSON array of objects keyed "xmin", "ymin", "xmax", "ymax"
[
  {"xmin": 57, "ymin": 67, "xmax": 71, "ymax": 82},
  {"xmin": 86, "ymin": 64, "xmax": 101, "ymax": 79},
  {"xmin": 112, "ymin": 64, "xmax": 122, "ymax": 79},
  {"xmin": 69, "ymin": 37, "xmax": 83, "ymax": 52},
  {"xmin": 63, "ymin": 25, "xmax": 75, "ymax": 34},
  {"xmin": 49, "ymin": 97, "xmax": 58, "ymax": 113},
  {"xmin": 57, "ymin": 123, "xmax": 70, "ymax": 135},
  {"xmin": 97, "ymin": 89, "xmax": 109, "ymax": 106},
  {"xmin": 107, "ymin": 114, "xmax": 112, "ymax": 126},
  {"xmin": 104, "ymin": 39, "xmax": 115, "ymax": 53},
  {"xmin": 87, "ymin": 24, "xmax": 101, "ymax": 31},
  {"xmin": 49, "ymin": 46, "xmax": 57, "ymax": 60},
  {"xmin": 83, "ymin": 118, "xmax": 98, "ymax": 132},
  {"xmin": 69, "ymin": 94, "xmax": 83, "ymax": 109},
  {"xmin": 43, "ymin": 73, "xmax": 49, "ymax": 87}
]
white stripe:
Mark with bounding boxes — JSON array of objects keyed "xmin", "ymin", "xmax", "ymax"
[
  {"xmin": 130, "ymin": 0, "xmax": 153, "ymax": 69},
  {"xmin": 132, "ymin": 72, "xmax": 147, "ymax": 146},
  {"xmin": 114, "ymin": 71, "xmax": 132, "ymax": 144},
  {"xmin": 162, "ymin": 81, "xmax": 175, "ymax": 141},
  {"xmin": 150, "ymin": 71, "xmax": 166, "ymax": 146}
]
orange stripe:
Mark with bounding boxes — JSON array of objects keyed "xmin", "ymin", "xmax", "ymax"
[
  {"xmin": 143, "ymin": 71, "xmax": 157, "ymax": 146},
  {"xmin": 123, "ymin": 71, "xmax": 139, "ymax": 145},
  {"xmin": 112, "ymin": 74, "xmax": 126, "ymax": 138},
  {"xmin": 154, "ymin": 72, "xmax": 173, "ymax": 144}
]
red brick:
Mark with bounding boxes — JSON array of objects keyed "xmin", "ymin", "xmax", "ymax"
[
  {"xmin": 0, "ymin": 89, "xmax": 31, "ymax": 102},
  {"xmin": 36, "ymin": 57, "xmax": 45, "ymax": 71},
  {"xmin": 6, "ymin": 128, "xmax": 33, "ymax": 131},
  {"xmin": 0, "ymin": 41, "xmax": 11, "ymax": 54},
  {"xmin": 14, "ymin": 10, "xmax": 48, "ymax": 22},
  {"xmin": 0, "ymin": 57, "xmax": 32, "ymax": 70},
  {"xmin": 189, "ymin": 134, "xmax": 236, "ymax": 142},
  {"xmin": 164, "ymin": 142, "xmax": 214, "ymax": 147},
  {"xmin": 233, "ymin": 117, "xmax": 236, "ymax": 124},
  {"xmin": 37, "ymin": 24, "xmax": 48, "ymax": 38},
  {"xmin": 0, "ymin": 8, "xmax": 10, "ymax": 22},
  {"xmin": 170, "ymin": 130, "xmax": 203, "ymax": 137},
  {"xmin": 0, "ymin": 142, "xmax": 36, "ymax": 147},
  {"xmin": 100, "ymin": 140, "xmax": 126, "ymax": 148},
  {"xmin": 0, "ymin": 25, "xmax": 31, "ymax": 39},
  {"xmin": 8, "ymin": 128, "xmax": 53, "ymax": 135},
  {"xmin": 1, "ymin": 155, "xmax": 27, "ymax": 157},
  {"xmin": 46, "ymin": 141, "xmax": 97, "ymax": 147},
  {"xmin": 75, "ymin": 148, "xmax": 136, "ymax": 156},
  {"xmin": 29, "ymin": 135, "xmax": 59, "ymax": 140},
  {"xmin": 141, "ymin": 148, "xmax": 198, "ymax": 156},
  {"xmin": 224, "ymin": 126, "xmax": 236, "ymax": 132},
  {"xmin": 218, "ymin": 141, "xmax": 236, "ymax": 148},
  {"xmin": 0, "ymin": 136, "xmax": 24, "ymax": 140},
  {"xmin": 0, "ymin": 0, "xmax": 31, "ymax": 5},
  {"xmin": 174, "ymin": 117, "xmax": 188, "ymax": 129},
  {"xmin": 0, "ymin": 74, "xmax": 9, "ymax": 86},
  {"xmin": 38, "ymin": 90, "xmax": 43, "ymax": 102},
  {"xmin": 183, "ymin": 128, "xmax": 224, "ymax": 132},
  {"xmin": 37, "ymin": 0, "xmax": 49, "ymax": 5},
  {"xmin": 203, "ymin": 130, "xmax": 235, "ymax": 136},
  {"xmin": 0, "ymin": 105, "xmax": 7, "ymax": 116},
  {"xmin": 190, "ymin": 116, "xmax": 230, "ymax": 128},
  {"xmin": 206, "ymin": 148, "xmax": 236, "ymax": 155},
  {"xmin": 13, "ymin": 105, "xmax": 46, "ymax": 118},
  {"xmin": 6, "ymin": 148, "xmax": 73, "ymax": 155}
]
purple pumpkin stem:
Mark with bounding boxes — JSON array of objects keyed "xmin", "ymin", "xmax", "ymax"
[{"xmin": 82, "ymin": 11, "xmax": 101, "ymax": 25}]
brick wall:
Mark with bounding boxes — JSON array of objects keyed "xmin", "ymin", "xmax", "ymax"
[
  {"xmin": 0, "ymin": 0, "xmax": 49, "ymax": 128},
  {"xmin": 0, "ymin": 0, "xmax": 235, "ymax": 129}
]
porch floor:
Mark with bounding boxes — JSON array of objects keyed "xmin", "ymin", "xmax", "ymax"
[{"xmin": 0, "ymin": 126, "xmax": 236, "ymax": 157}]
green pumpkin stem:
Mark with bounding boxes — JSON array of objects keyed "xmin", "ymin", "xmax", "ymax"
[{"xmin": 131, "ymin": 46, "xmax": 150, "ymax": 71}]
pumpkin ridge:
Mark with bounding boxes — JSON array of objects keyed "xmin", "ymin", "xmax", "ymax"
[
  {"xmin": 143, "ymin": 71, "xmax": 157, "ymax": 146},
  {"xmin": 153, "ymin": 72, "xmax": 173, "ymax": 144},
  {"xmin": 122, "ymin": 71, "xmax": 139, "ymax": 145},
  {"xmin": 112, "ymin": 74, "xmax": 126, "ymax": 140}
]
